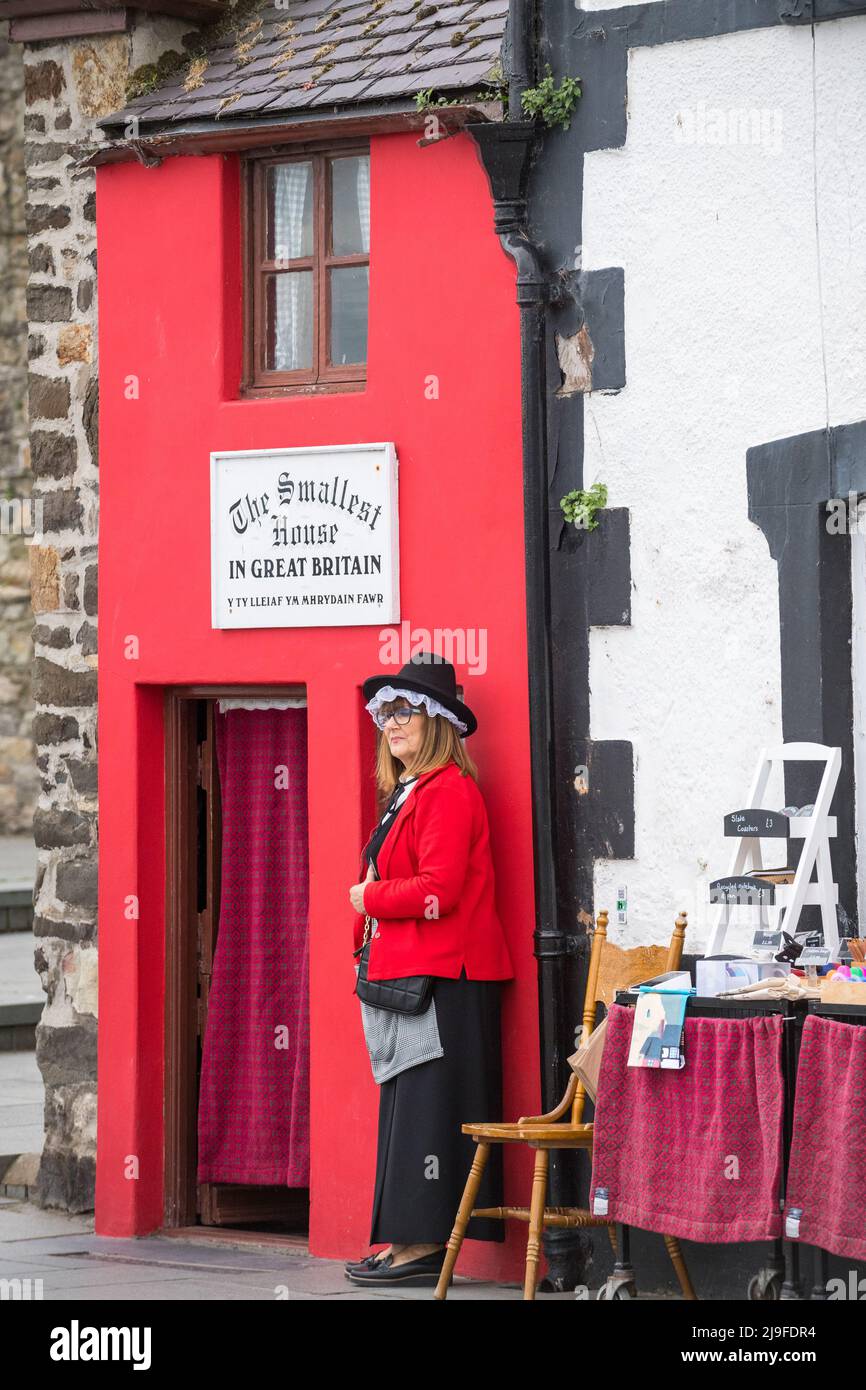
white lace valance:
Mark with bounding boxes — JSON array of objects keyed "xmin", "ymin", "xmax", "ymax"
[{"xmin": 217, "ymin": 697, "xmax": 307, "ymax": 712}]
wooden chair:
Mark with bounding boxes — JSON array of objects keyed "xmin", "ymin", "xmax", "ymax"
[{"xmin": 434, "ymin": 909, "xmax": 697, "ymax": 1300}]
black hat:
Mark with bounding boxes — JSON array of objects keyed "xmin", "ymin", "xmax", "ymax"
[{"xmin": 362, "ymin": 651, "xmax": 478, "ymax": 737}]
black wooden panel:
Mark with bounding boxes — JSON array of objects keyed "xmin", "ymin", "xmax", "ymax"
[
  {"xmin": 586, "ymin": 506, "xmax": 631, "ymax": 627},
  {"xmin": 574, "ymin": 738, "xmax": 634, "ymax": 861}
]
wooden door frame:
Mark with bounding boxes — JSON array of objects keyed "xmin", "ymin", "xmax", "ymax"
[{"xmin": 163, "ymin": 684, "xmax": 307, "ymax": 1229}]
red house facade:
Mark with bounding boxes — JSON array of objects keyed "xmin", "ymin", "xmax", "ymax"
[{"xmin": 92, "ymin": 2, "xmax": 538, "ymax": 1280}]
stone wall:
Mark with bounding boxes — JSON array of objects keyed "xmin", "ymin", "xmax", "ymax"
[
  {"xmin": 0, "ymin": 27, "xmax": 36, "ymax": 835},
  {"xmin": 19, "ymin": 14, "xmax": 197, "ymax": 1213}
]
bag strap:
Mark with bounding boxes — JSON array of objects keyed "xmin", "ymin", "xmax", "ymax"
[
  {"xmin": 354, "ymin": 858, "xmax": 378, "ymax": 958},
  {"xmin": 362, "ymin": 855, "xmax": 379, "ymax": 946}
]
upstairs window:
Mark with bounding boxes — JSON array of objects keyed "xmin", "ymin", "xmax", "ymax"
[{"xmin": 245, "ymin": 148, "xmax": 370, "ymax": 392}]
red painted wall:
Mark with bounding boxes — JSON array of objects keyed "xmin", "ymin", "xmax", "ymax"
[{"xmin": 95, "ymin": 130, "xmax": 538, "ymax": 1281}]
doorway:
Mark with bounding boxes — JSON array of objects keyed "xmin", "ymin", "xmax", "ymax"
[{"xmin": 164, "ymin": 685, "xmax": 310, "ymax": 1241}]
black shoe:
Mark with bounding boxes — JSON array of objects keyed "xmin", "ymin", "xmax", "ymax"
[
  {"xmin": 344, "ymin": 1251, "xmax": 389, "ymax": 1276},
  {"xmin": 345, "ymin": 1248, "xmax": 450, "ymax": 1288}
]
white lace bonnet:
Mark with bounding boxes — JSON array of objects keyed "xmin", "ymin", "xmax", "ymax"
[{"xmin": 364, "ymin": 685, "xmax": 469, "ymax": 737}]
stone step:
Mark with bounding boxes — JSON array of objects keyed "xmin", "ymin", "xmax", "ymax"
[
  {"xmin": 0, "ymin": 837, "xmax": 36, "ymax": 934},
  {"xmin": 0, "ymin": 1001, "xmax": 40, "ymax": 1051},
  {"xmin": 0, "ymin": 891, "xmax": 33, "ymax": 935},
  {"xmin": 0, "ymin": 1151, "xmax": 41, "ymax": 1201},
  {"xmin": 0, "ymin": 931, "xmax": 42, "ymax": 1047}
]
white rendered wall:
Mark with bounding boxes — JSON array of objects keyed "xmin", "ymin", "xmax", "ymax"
[{"xmin": 579, "ymin": 19, "xmax": 866, "ymax": 951}]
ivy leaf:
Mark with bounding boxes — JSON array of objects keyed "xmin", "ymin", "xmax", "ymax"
[{"xmin": 560, "ymin": 482, "xmax": 608, "ymax": 531}]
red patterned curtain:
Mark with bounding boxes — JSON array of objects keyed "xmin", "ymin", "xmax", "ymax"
[{"xmin": 197, "ymin": 706, "xmax": 310, "ymax": 1186}]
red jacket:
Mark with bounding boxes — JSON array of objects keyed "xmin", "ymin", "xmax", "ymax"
[{"xmin": 354, "ymin": 761, "xmax": 515, "ymax": 982}]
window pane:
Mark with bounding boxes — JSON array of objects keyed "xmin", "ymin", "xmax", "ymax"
[
  {"xmin": 267, "ymin": 162, "xmax": 313, "ymax": 262},
  {"xmin": 329, "ymin": 266, "xmax": 368, "ymax": 366},
  {"xmin": 266, "ymin": 272, "xmax": 313, "ymax": 371},
  {"xmin": 330, "ymin": 155, "xmax": 370, "ymax": 255}
]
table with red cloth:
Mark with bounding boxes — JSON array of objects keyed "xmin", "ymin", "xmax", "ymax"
[
  {"xmin": 784, "ymin": 1011, "xmax": 866, "ymax": 1263},
  {"xmin": 590, "ymin": 1001, "xmax": 785, "ymax": 1243}
]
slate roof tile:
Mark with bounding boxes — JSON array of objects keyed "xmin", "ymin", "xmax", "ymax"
[
  {"xmin": 260, "ymin": 82, "xmax": 331, "ymax": 112},
  {"xmin": 465, "ymin": 0, "xmax": 508, "ymax": 17},
  {"xmin": 332, "ymin": 39, "xmax": 376, "ymax": 60},
  {"xmin": 319, "ymin": 22, "xmax": 369, "ymax": 41},
  {"xmin": 405, "ymin": 57, "xmax": 497, "ymax": 86},
  {"xmin": 431, "ymin": 3, "xmax": 484, "ymax": 21},
  {"xmin": 126, "ymin": 102, "xmax": 182, "ymax": 123},
  {"xmin": 228, "ymin": 70, "xmax": 285, "ymax": 95},
  {"xmin": 371, "ymin": 11, "xmax": 432, "ymax": 34},
  {"xmin": 307, "ymin": 77, "xmax": 377, "ymax": 106},
  {"xmin": 410, "ymin": 44, "xmax": 483, "ymax": 68},
  {"xmin": 362, "ymin": 56, "xmax": 494, "ymax": 99},
  {"xmin": 217, "ymin": 87, "xmax": 283, "ymax": 115},
  {"xmin": 357, "ymin": 71, "xmax": 422, "ymax": 100},
  {"xmin": 364, "ymin": 52, "xmax": 418, "ymax": 78},
  {"xmin": 415, "ymin": 23, "xmax": 479, "ymax": 44},
  {"xmin": 362, "ymin": 30, "xmax": 420, "ymax": 56},
  {"xmin": 464, "ymin": 17, "xmax": 509, "ymax": 37},
  {"xmin": 101, "ymin": 0, "xmax": 506, "ymax": 134},
  {"xmin": 289, "ymin": 0, "xmax": 335, "ymax": 16}
]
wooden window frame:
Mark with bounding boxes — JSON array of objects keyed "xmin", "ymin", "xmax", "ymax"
[{"xmin": 243, "ymin": 144, "xmax": 370, "ymax": 396}]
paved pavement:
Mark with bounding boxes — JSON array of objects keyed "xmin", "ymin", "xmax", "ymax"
[
  {"xmin": 0, "ymin": 842, "xmax": 619, "ymax": 1305},
  {"xmin": 0, "ymin": 1199, "xmax": 578, "ymax": 1300},
  {"xmin": 0, "ymin": 910, "xmax": 570, "ymax": 1302}
]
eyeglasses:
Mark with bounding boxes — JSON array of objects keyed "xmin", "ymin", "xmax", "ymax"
[{"xmin": 374, "ymin": 705, "xmax": 422, "ymax": 730}]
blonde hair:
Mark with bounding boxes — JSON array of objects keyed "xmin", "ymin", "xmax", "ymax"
[{"xmin": 374, "ymin": 699, "xmax": 478, "ymax": 799}]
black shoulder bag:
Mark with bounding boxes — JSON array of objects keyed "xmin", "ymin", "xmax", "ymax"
[{"xmin": 352, "ymin": 842, "xmax": 434, "ymax": 1016}]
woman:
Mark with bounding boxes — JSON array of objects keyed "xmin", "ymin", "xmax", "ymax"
[{"xmin": 345, "ymin": 651, "xmax": 514, "ymax": 1287}]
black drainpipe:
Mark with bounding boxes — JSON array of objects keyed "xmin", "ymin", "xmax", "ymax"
[
  {"xmin": 506, "ymin": 0, "xmax": 533, "ymax": 117},
  {"xmin": 468, "ymin": 0, "xmax": 589, "ymax": 1291}
]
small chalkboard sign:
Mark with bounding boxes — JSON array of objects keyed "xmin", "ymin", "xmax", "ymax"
[
  {"xmin": 753, "ymin": 929, "xmax": 783, "ymax": 950},
  {"xmin": 724, "ymin": 809, "xmax": 790, "ymax": 838},
  {"xmin": 709, "ymin": 876, "xmax": 776, "ymax": 905}
]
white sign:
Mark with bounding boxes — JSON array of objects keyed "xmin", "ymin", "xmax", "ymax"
[
  {"xmin": 798, "ymin": 946, "xmax": 832, "ymax": 966},
  {"xmin": 210, "ymin": 444, "xmax": 399, "ymax": 628}
]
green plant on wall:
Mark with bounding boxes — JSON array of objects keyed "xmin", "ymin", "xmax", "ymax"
[
  {"xmin": 521, "ymin": 65, "xmax": 582, "ymax": 130},
  {"xmin": 478, "ymin": 59, "xmax": 509, "ymax": 107},
  {"xmin": 416, "ymin": 61, "xmax": 577, "ymax": 124},
  {"xmin": 414, "ymin": 87, "xmax": 461, "ymax": 111},
  {"xmin": 560, "ymin": 482, "xmax": 607, "ymax": 531},
  {"xmin": 415, "ymin": 62, "xmax": 508, "ymax": 113}
]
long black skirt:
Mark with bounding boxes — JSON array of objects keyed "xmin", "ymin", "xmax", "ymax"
[{"xmin": 369, "ymin": 967, "xmax": 506, "ymax": 1245}]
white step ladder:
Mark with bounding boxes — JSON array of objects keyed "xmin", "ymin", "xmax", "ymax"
[{"xmin": 705, "ymin": 742, "xmax": 841, "ymax": 958}]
